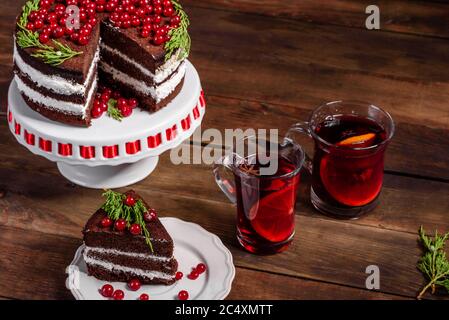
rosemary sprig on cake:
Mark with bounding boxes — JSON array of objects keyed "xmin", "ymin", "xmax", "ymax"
[
  {"xmin": 165, "ymin": 0, "xmax": 191, "ymax": 62},
  {"xmin": 417, "ymin": 226, "xmax": 449, "ymax": 299},
  {"xmin": 101, "ymin": 190, "xmax": 155, "ymax": 253},
  {"xmin": 16, "ymin": 0, "xmax": 82, "ymax": 66}
]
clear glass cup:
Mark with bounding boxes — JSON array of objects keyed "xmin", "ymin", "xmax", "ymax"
[
  {"xmin": 213, "ymin": 135, "xmax": 305, "ymax": 254},
  {"xmin": 287, "ymin": 101, "xmax": 395, "ymax": 219}
]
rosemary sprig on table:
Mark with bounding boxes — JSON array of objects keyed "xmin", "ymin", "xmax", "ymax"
[
  {"xmin": 16, "ymin": 0, "xmax": 82, "ymax": 66},
  {"xmin": 101, "ymin": 190, "xmax": 154, "ymax": 252},
  {"xmin": 165, "ymin": 0, "xmax": 191, "ymax": 62},
  {"xmin": 417, "ymin": 226, "xmax": 449, "ymax": 299},
  {"xmin": 107, "ymin": 99, "xmax": 123, "ymax": 121}
]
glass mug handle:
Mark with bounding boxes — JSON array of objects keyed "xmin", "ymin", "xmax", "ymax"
[
  {"xmin": 213, "ymin": 155, "xmax": 237, "ymax": 204},
  {"xmin": 286, "ymin": 121, "xmax": 314, "ymax": 174}
]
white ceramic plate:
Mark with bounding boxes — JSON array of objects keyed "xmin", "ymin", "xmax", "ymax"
[{"xmin": 67, "ymin": 217, "xmax": 235, "ymax": 300}]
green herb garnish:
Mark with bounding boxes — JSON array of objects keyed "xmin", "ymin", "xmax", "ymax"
[
  {"xmin": 417, "ymin": 226, "xmax": 449, "ymax": 299},
  {"xmin": 101, "ymin": 190, "xmax": 154, "ymax": 253},
  {"xmin": 16, "ymin": 0, "xmax": 82, "ymax": 66},
  {"xmin": 107, "ymin": 99, "xmax": 123, "ymax": 122},
  {"xmin": 165, "ymin": 0, "xmax": 191, "ymax": 62}
]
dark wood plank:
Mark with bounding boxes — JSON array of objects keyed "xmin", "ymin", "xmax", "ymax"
[
  {"xmin": 0, "ymin": 224, "xmax": 403, "ymax": 300},
  {"xmin": 183, "ymin": 0, "xmax": 449, "ymax": 39}
]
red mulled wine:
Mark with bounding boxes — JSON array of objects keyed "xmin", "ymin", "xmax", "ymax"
[
  {"xmin": 235, "ymin": 156, "xmax": 300, "ymax": 254},
  {"xmin": 312, "ymin": 115, "xmax": 387, "ymax": 209}
]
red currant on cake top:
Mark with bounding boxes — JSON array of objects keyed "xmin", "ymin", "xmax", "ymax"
[
  {"xmin": 139, "ymin": 293, "xmax": 149, "ymax": 300},
  {"xmin": 178, "ymin": 290, "xmax": 189, "ymax": 300},
  {"xmin": 100, "ymin": 217, "xmax": 113, "ymax": 228},
  {"xmin": 128, "ymin": 278, "xmax": 142, "ymax": 291},
  {"xmin": 129, "ymin": 223, "xmax": 142, "ymax": 235},
  {"xmin": 100, "ymin": 284, "xmax": 114, "ymax": 298},
  {"xmin": 124, "ymin": 195, "xmax": 136, "ymax": 206},
  {"xmin": 113, "ymin": 289, "xmax": 125, "ymax": 300},
  {"xmin": 114, "ymin": 218, "xmax": 127, "ymax": 231},
  {"xmin": 143, "ymin": 208, "xmax": 157, "ymax": 222}
]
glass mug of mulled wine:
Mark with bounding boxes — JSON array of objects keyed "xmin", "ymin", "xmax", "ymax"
[
  {"xmin": 213, "ymin": 135, "xmax": 305, "ymax": 254},
  {"xmin": 287, "ymin": 101, "xmax": 395, "ymax": 219}
]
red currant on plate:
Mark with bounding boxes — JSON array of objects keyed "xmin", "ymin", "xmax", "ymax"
[
  {"xmin": 188, "ymin": 270, "xmax": 199, "ymax": 280},
  {"xmin": 196, "ymin": 263, "xmax": 207, "ymax": 274},
  {"xmin": 100, "ymin": 284, "xmax": 114, "ymax": 297},
  {"xmin": 139, "ymin": 293, "xmax": 149, "ymax": 300},
  {"xmin": 113, "ymin": 289, "xmax": 124, "ymax": 300},
  {"xmin": 175, "ymin": 271, "xmax": 183, "ymax": 280},
  {"xmin": 114, "ymin": 218, "xmax": 126, "ymax": 231},
  {"xmin": 178, "ymin": 290, "xmax": 189, "ymax": 300},
  {"xmin": 100, "ymin": 217, "xmax": 113, "ymax": 228},
  {"xmin": 128, "ymin": 278, "xmax": 141, "ymax": 291},
  {"xmin": 120, "ymin": 105, "xmax": 133, "ymax": 117},
  {"xmin": 129, "ymin": 223, "xmax": 142, "ymax": 235}
]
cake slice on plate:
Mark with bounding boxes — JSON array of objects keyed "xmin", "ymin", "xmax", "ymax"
[{"xmin": 83, "ymin": 190, "xmax": 178, "ymax": 285}]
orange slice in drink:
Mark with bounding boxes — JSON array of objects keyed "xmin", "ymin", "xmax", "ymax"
[
  {"xmin": 249, "ymin": 184, "xmax": 297, "ymax": 243},
  {"xmin": 337, "ymin": 133, "xmax": 376, "ymax": 148}
]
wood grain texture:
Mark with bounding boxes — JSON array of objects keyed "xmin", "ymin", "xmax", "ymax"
[{"xmin": 183, "ymin": 0, "xmax": 449, "ymax": 39}]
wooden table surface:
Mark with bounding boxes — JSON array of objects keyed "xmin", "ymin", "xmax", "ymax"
[{"xmin": 0, "ymin": 0, "xmax": 448, "ymax": 300}]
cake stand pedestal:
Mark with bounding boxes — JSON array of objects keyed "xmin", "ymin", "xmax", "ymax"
[{"xmin": 7, "ymin": 61, "xmax": 205, "ymax": 189}]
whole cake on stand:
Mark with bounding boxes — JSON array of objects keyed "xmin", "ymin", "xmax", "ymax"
[{"xmin": 8, "ymin": 0, "xmax": 205, "ymax": 188}]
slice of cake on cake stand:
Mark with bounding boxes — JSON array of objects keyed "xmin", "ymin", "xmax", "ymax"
[{"xmin": 8, "ymin": 0, "xmax": 205, "ymax": 188}]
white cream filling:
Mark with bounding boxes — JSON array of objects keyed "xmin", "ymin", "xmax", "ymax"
[
  {"xmin": 100, "ymin": 60, "xmax": 186, "ymax": 103},
  {"xmin": 83, "ymin": 254, "xmax": 175, "ymax": 280},
  {"xmin": 100, "ymin": 43, "xmax": 182, "ymax": 84},
  {"xmin": 15, "ymin": 74, "xmax": 97, "ymax": 118},
  {"xmin": 13, "ymin": 42, "xmax": 100, "ymax": 96},
  {"xmin": 84, "ymin": 246, "xmax": 173, "ymax": 262}
]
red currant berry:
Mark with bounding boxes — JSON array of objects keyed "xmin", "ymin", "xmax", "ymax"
[
  {"xmin": 96, "ymin": 4, "xmax": 105, "ymax": 12},
  {"xmin": 143, "ymin": 208, "xmax": 157, "ymax": 222},
  {"xmin": 65, "ymin": 27, "xmax": 74, "ymax": 36},
  {"xmin": 188, "ymin": 270, "xmax": 199, "ymax": 280},
  {"xmin": 139, "ymin": 293, "xmax": 149, "ymax": 300},
  {"xmin": 114, "ymin": 218, "xmax": 127, "ymax": 231},
  {"xmin": 26, "ymin": 22, "xmax": 35, "ymax": 31},
  {"xmin": 70, "ymin": 32, "xmax": 79, "ymax": 42},
  {"xmin": 29, "ymin": 11, "xmax": 38, "ymax": 22},
  {"xmin": 153, "ymin": 14, "xmax": 162, "ymax": 24},
  {"xmin": 40, "ymin": 0, "xmax": 52, "ymax": 9},
  {"xmin": 47, "ymin": 12, "xmax": 58, "ymax": 23},
  {"xmin": 34, "ymin": 19, "xmax": 44, "ymax": 29},
  {"xmin": 122, "ymin": 20, "xmax": 132, "ymax": 28},
  {"xmin": 132, "ymin": 17, "xmax": 141, "ymax": 27},
  {"xmin": 136, "ymin": 8, "xmax": 145, "ymax": 17},
  {"xmin": 178, "ymin": 290, "xmax": 189, "ymax": 300},
  {"xmin": 170, "ymin": 15, "xmax": 180, "ymax": 27},
  {"xmin": 91, "ymin": 105, "xmax": 104, "ymax": 118},
  {"xmin": 110, "ymin": 12, "xmax": 120, "ymax": 22},
  {"xmin": 100, "ymin": 284, "xmax": 114, "ymax": 297},
  {"xmin": 140, "ymin": 29, "xmax": 150, "ymax": 38},
  {"xmin": 79, "ymin": 28, "xmax": 91, "ymax": 37},
  {"xmin": 153, "ymin": 34, "xmax": 165, "ymax": 45},
  {"xmin": 39, "ymin": 33, "xmax": 50, "ymax": 44},
  {"xmin": 128, "ymin": 278, "xmax": 141, "ymax": 291},
  {"xmin": 117, "ymin": 98, "xmax": 128, "ymax": 109},
  {"xmin": 120, "ymin": 105, "xmax": 133, "ymax": 117},
  {"xmin": 124, "ymin": 195, "xmax": 136, "ymax": 206},
  {"xmin": 52, "ymin": 26, "xmax": 65, "ymax": 39},
  {"xmin": 163, "ymin": 0, "xmax": 172, "ymax": 7},
  {"xmin": 175, "ymin": 271, "xmax": 183, "ymax": 280},
  {"xmin": 100, "ymin": 102, "xmax": 108, "ymax": 112},
  {"xmin": 128, "ymin": 98, "xmax": 138, "ymax": 109},
  {"xmin": 111, "ymin": 91, "xmax": 121, "ymax": 99},
  {"xmin": 154, "ymin": 6, "xmax": 162, "ymax": 15},
  {"xmin": 78, "ymin": 35, "xmax": 90, "ymax": 45},
  {"xmin": 196, "ymin": 263, "xmax": 207, "ymax": 274},
  {"xmin": 100, "ymin": 217, "xmax": 113, "ymax": 228},
  {"xmin": 163, "ymin": 7, "xmax": 174, "ymax": 17},
  {"xmin": 101, "ymin": 92, "xmax": 111, "ymax": 102},
  {"xmin": 129, "ymin": 223, "xmax": 141, "ymax": 235},
  {"xmin": 113, "ymin": 289, "xmax": 124, "ymax": 300}
]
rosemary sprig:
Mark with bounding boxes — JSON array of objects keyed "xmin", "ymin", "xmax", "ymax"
[
  {"xmin": 101, "ymin": 190, "xmax": 154, "ymax": 253},
  {"xmin": 16, "ymin": 0, "xmax": 83, "ymax": 66},
  {"xmin": 107, "ymin": 99, "xmax": 123, "ymax": 121},
  {"xmin": 165, "ymin": 0, "xmax": 191, "ymax": 62},
  {"xmin": 417, "ymin": 226, "xmax": 449, "ymax": 299}
]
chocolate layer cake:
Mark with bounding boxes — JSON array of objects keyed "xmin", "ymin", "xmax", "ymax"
[
  {"xmin": 13, "ymin": 0, "xmax": 190, "ymax": 127},
  {"xmin": 83, "ymin": 190, "xmax": 178, "ymax": 285}
]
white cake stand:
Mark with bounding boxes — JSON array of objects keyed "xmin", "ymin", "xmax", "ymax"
[{"xmin": 7, "ymin": 61, "xmax": 205, "ymax": 189}]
